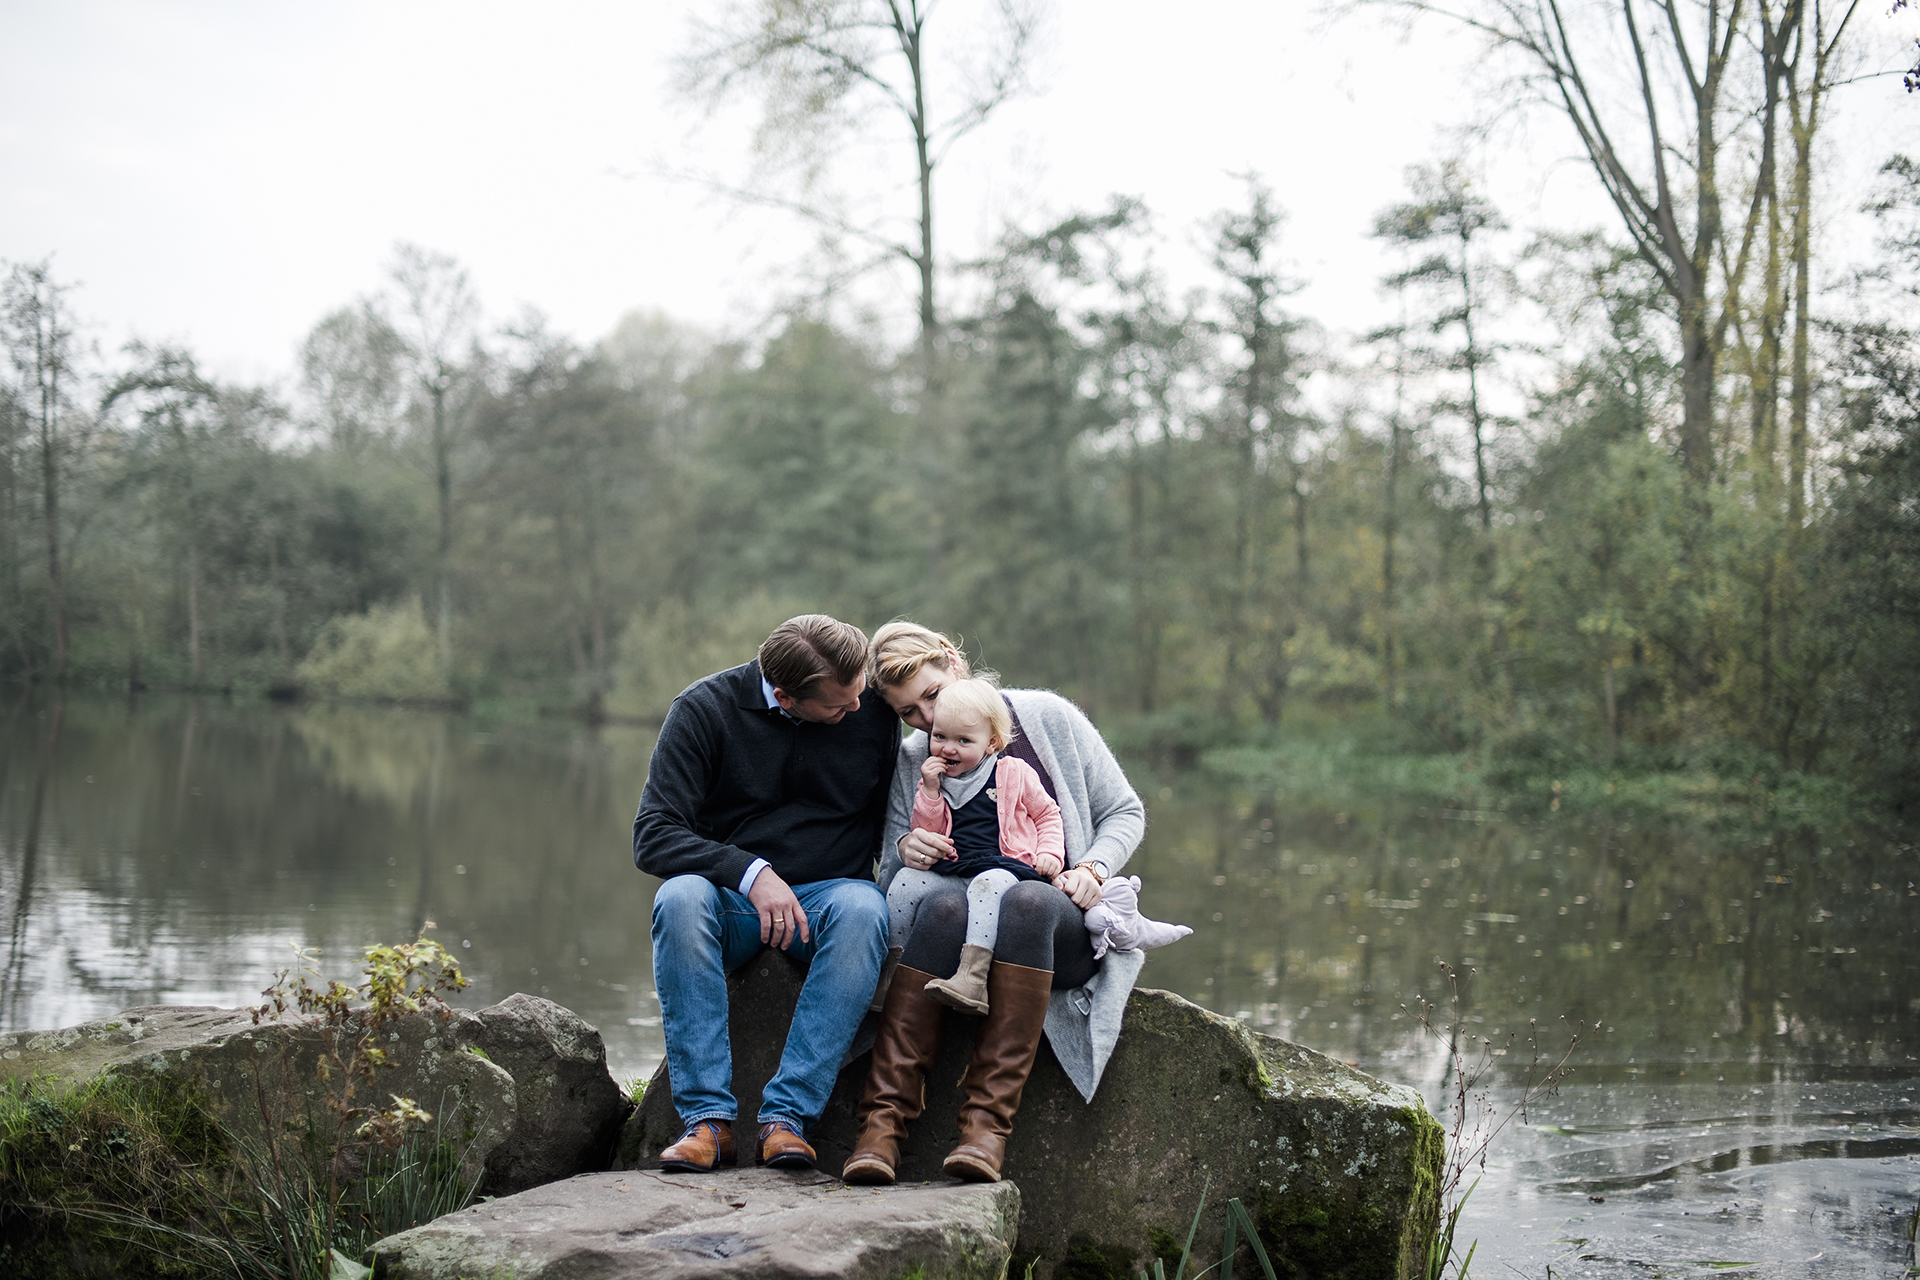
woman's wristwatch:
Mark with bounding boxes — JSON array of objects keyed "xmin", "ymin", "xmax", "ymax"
[{"xmin": 1074, "ymin": 860, "xmax": 1109, "ymax": 883}]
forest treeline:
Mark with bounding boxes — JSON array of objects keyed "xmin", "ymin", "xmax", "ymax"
[{"xmin": 3, "ymin": 158, "xmax": 1918, "ymax": 809}]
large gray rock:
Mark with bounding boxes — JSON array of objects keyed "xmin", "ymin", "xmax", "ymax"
[
  {"xmin": 441, "ymin": 993, "xmax": 632, "ymax": 1194},
  {"xmin": 366, "ymin": 1166, "xmax": 1020, "ymax": 1280},
  {"xmin": 0, "ymin": 994, "xmax": 629, "ymax": 1196},
  {"xmin": 0, "ymin": 1004, "xmax": 514, "ymax": 1187},
  {"xmin": 618, "ymin": 956, "xmax": 1442, "ymax": 1280}
]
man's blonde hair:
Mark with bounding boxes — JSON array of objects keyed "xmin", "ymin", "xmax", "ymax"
[
  {"xmin": 870, "ymin": 620, "xmax": 973, "ymax": 691},
  {"xmin": 933, "ymin": 677, "xmax": 1014, "ymax": 753}
]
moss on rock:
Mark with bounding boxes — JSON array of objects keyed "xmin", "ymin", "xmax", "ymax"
[{"xmin": 0, "ymin": 1071, "xmax": 234, "ymax": 1279}]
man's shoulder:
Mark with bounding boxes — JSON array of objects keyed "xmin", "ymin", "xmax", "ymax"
[
  {"xmin": 839, "ymin": 688, "xmax": 901, "ymax": 742},
  {"xmin": 673, "ymin": 661, "xmax": 760, "ymax": 712}
]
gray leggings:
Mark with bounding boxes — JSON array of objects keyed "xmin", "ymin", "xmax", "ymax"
[{"xmin": 896, "ymin": 876, "xmax": 1098, "ymax": 990}]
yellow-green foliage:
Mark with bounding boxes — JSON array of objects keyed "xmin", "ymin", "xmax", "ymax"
[
  {"xmin": 606, "ymin": 592, "xmax": 808, "ymax": 720},
  {"xmin": 297, "ymin": 598, "xmax": 452, "ymax": 704}
]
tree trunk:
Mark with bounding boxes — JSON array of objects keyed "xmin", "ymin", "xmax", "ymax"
[
  {"xmin": 1786, "ymin": 33, "xmax": 1822, "ymax": 535},
  {"xmin": 1677, "ymin": 292, "xmax": 1717, "ymax": 484},
  {"xmin": 1383, "ymin": 410, "xmax": 1403, "ymax": 707},
  {"xmin": 903, "ymin": 9, "xmax": 938, "ymax": 388},
  {"xmin": 432, "ymin": 378, "xmax": 453, "ymax": 677},
  {"xmin": 187, "ymin": 540, "xmax": 202, "ymax": 683},
  {"xmin": 36, "ymin": 343, "xmax": 65, "ymax": 680},
  {"xmin": 1603, "ymin": 654, "xmax": 1618, "ymax": 761},
  {"xmin": 1292, "ymin": 465, "xmax": 1309, "ymax": 595},
  {"xmin": 1458, "ymin": 229, "xmax": 1493, "ymax": 535},
  {"xmin": 268, "ymin": 534, "xmax": 289, "ymax": 665}
]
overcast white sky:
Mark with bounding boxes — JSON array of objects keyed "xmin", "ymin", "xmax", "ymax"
[{"xmin": 5, "ymin": 1, "xmax": 1916, "ymax": 388}]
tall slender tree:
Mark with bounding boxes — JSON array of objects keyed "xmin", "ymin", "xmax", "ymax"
[
  {"xmin": 388, "ymin": 243, "xmax": 478, "ymax": 678},
  {"xmin": 1375, "ymin": 162, "xmax": 1507, "ymax": 568},
  {"xmin": 103, "ymin": 345, "xmax": 222, "ymax": 683},
  {"xmin": 2, "ymin": 261, "xmax": 78, "ymax": 678},
  {"xmin": 1208, "ymin": 178, "xmax": 1309, "ymax": 723}
]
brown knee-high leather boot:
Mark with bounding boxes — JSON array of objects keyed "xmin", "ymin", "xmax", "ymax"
[
  {"xmin": 943, "ymin": 960, "xmax": 1052, "ymax": 1183},
  {"xmin": 842, "ymin": 965, "xmax": 945, "ymax": 1185}
]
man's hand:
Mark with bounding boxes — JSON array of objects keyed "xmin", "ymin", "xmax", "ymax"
[
  {"xmin": 1053, "ymin": 865, "xmax": 1102, "ymax": 909},
  {"xmin": 1033, "ymin": 853, "xmax": 1063, "ymax": 879},
  {"xmin": 898, "ymin": 828, "xmax": 955, "ymax": 872},
  {"xmin": 919, "ymin": 754, "xmax": 948, "ymax": 795},
  {"xmin": 747, "ymin": 868, "xmax": 810, "ymax": 950}
]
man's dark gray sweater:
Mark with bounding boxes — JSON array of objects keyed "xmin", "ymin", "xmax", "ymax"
[{"xmin": 631, "ymin": 660, "xmax": 900, "ymax": 890}]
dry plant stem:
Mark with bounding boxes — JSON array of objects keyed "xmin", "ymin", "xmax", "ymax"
[{"xmin": 1404, "ymin": 960, "xmax": 1583, "ymax": 1280}]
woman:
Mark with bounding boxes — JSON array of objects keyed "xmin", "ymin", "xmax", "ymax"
[{"xmin": 842, "ymin": 622, "xmax": 1147, "ymax": 1184}]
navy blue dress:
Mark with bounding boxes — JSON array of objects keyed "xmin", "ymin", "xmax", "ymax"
[{"xmin": 934, "ymin": 768, "xmax": 1049, "ymax": 883}]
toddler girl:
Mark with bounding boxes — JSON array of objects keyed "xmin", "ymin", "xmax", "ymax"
[{"xmin": 885, "ymin": 678, "xmax": 1186, "ymax": 1016}]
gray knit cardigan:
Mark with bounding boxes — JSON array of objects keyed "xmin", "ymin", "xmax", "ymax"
[{"xmin": 878, "ymin": 688, "xmax": 1148, "ymax": 1101}]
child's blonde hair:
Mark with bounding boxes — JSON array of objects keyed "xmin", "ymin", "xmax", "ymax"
[{"xmin": 933, "ymin": 677, "xmax": 1014, "ymax": 753}]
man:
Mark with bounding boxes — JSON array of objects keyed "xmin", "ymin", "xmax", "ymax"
[{"xmin": 633, "ymin": 613, "xmax": 896, "ymax": 1172}]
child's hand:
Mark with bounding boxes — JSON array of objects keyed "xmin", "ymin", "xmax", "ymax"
[
  {"xmin": 1034, "ymin": 853, "xmax": 1063, "ymax": 879},
  {"xmin": 920, "ymin": 754, "xmax": 947, "ymax": 794}
]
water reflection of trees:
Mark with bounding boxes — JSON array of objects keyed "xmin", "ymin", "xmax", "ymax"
[
  {"xmin": 2, "ymin": 696, "xmax": 1910, "ymax": 1088},
  {"xmin": 1138, "ymin": 773, "xmax": 1917, "ymax": 1076},
  {"xmin": 0, "ymin": 696, "xmax": 665, "ymax": 1045}
]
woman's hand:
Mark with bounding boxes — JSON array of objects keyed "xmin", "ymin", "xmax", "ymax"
[
  {"xmin": 1033, "ymin": 853, "xmax": 1063, "ymax": 879},
  {"xmin": 1053, "ymin": 865, "xmax": 1103, "ymax": 909},
  {"xmin": 898, "ymin": 828, "xmax": 954, "ymax": 871}
]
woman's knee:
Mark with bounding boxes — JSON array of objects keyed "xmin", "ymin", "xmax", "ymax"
[
  {"xmin": 919, "ymin": 890, "xmax": 971, "ymax": 936},
  {"xmin": 998, "ymin": 881, "xmax": 1066, "ymax": 931}
]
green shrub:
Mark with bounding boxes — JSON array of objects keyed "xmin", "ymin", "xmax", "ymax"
[
  {"xmin": 606, "ymin": 592, "xmax": 806, "ymax": 720},
  {"xmin": 0, "ymin": 1072, "xmax": 237, "ymax": 1279},
  {"xmin": 296, "ymin": 598, "xmax": 453, "ymax": 704}
]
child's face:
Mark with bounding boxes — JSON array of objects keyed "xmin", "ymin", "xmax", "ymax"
[{"xmin": 928, "ymin": 705, "xmax": 995, "ymax": 775}]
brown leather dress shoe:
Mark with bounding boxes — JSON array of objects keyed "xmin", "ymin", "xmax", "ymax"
[
  {"xmin": 758, "ymin": 1120, "xmax": 817, "ymax": 1170},
  {"xmin": 659, "ymin": 1118, "xmax": 736, "ymax": 1173}
]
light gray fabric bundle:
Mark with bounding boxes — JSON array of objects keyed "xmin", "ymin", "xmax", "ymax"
[{"xmin": 879, "ymin": 688, "xmax": 1148, "ymax": 1102}]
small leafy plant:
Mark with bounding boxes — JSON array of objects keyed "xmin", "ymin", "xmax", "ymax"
[
  {"xmin": 252, "ymin": 936, "xmax": 469, "ymax": 1149},
  {"xmin": 245, "ymin": 936, "xmax": 474, "ymax": 1279}
]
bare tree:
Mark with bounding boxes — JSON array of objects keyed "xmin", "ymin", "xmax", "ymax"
[
  {"xmin": 1361, "ymin": 0, "xmax": 1779, "ymax": 483},
  {"xmin": 675, "ymin": 0, "xmax": 1044, "ymax": 383},
  {"xmin": 388, "ymin": 243, "xmax": 479, "ymax": 677},
  {"xmin": 1783, "ymin": 0, "xmax": 1862, "ymax": 526},
  {"xmin": 2, "ymin": 261, "xmax": 79, "ymax": 678},
  {"xmin": 298, "ymin": 300, "xmax": 410, "ymax": 461}
]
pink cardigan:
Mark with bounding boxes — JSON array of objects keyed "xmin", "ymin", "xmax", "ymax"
[{"xmin": 910, "ymin": 756, "xmax": 1065, "ymax": 869}]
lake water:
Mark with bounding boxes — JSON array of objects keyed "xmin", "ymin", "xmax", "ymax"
[{"xmin": 4, "ymin": 693, "xmax": 1916, "ymax": 1277}]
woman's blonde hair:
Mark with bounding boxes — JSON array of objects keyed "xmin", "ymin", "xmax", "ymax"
[
  {"xmin": 869, "ymin": 620, "xmax": 973, "ymax": 691},
  {"xmin": 932, "ymin": 677, "xmax": 1014, "ymax": 753}
]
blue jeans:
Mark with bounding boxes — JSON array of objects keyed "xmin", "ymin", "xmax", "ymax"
[{"xmin": 651, "ymin": 874, "xmax": 886, "ymax": 1131}]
